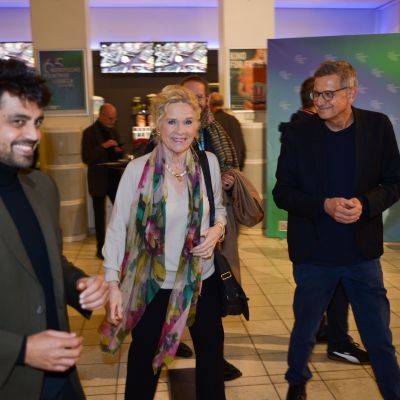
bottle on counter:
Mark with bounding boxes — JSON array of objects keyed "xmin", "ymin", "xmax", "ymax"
[
  {"xmin": 146, "ymin": 93, "xmax": 156, "ymax": 127},
  {"xmin": 131, "ymin": 96, "xmax": 143, "ymax": 127},
  {"xmin": 136, "ymin": 100, "xmax": 148, "ymax": 127}
]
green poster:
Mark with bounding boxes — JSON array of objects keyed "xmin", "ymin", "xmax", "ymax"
[{"xmin": 38, "ymin": 50, "xmax": 87, "ymax": 114}]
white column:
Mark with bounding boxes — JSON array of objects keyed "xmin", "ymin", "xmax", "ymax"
[{"xmin": 30, "ymin": 0, "xmax": 94, "ymax": 241}]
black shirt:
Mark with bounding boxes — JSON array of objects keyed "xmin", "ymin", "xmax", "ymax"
[{"xmin": 312, "ymin": 123, "xmax": 364, "ymax": 265}]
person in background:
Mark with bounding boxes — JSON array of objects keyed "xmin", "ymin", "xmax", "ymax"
[
  {"xmin": 281, "ymin": 77, "xmax": 370, "ymax": 366},
  {"xmin": 0, "ymin": 59, "xmax": 109, "ymax": 399},
  {"xmin": 100, "ymin": 85, "xmax": 226, "ymax": 400},
  {"xmin": 180, "ymin": 75, "xmax": 243, "ymax": 381},
  {"xmin": 289, "ymin": 77, "xmax": 316, "ymax": 122},
  {"xmin": 209, "ymin": 92, "xmax": 246, "ymax": 170},
  {"xmin": 81, "ymin": 103, "xmax": 123, "ymax": 259},
  {"xmin": 273, "ymin": 60, "xmax": 400, "ymax": 400}
]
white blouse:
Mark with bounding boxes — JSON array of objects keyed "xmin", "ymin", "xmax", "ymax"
[{"xmin": 102, "ymin": 151, "xmax": 227, "ymax": 289}]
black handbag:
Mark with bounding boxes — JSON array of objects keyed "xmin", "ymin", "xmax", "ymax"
[{"xmin": 197, "ymin": 150, "xmax": 250, "ymax": 321}]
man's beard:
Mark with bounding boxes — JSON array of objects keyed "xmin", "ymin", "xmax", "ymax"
[{"xmin": 0, "ymin": 140, "xmax": 38, "ymax": 168}]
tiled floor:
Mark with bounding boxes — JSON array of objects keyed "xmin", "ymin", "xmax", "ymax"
[{"xmin": 65, "ymin": 232, "xmax": 400, "ymax": 400}]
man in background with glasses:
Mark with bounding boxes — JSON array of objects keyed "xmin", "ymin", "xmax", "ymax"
[{"xmin": 273, "ymin": 60, "xmax": 400, "ymax": 400}]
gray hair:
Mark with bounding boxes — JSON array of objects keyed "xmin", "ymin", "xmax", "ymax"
[{"xmin": 314, "ymin": 60, "xmax": 358, "ymax": 88}]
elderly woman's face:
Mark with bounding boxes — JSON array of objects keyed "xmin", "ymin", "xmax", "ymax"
[{"xmin": 159, "ymin": 102, "xmax": 199, "ymax": 157}]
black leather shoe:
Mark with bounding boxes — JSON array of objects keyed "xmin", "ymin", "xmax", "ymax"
[
  {"xmin": 176, "ymin": 342, "xmax": 193, "ymax": 358},
  {"xmin": 223, "ymin": 358, "xmax": 242, "ymax": 381},
  {"xmin": 286, "ymin": 384, "xmax": 307, "ymax": 400}
]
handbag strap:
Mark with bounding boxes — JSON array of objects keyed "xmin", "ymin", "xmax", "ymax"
[{"xmin": 196, "ymin": 150, "xmax": 215, "ymax": 226}]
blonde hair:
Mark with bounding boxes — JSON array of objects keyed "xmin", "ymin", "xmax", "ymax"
[{"xmin": 150, "ymin": 85, "xmax": 201, "ymax": 128}]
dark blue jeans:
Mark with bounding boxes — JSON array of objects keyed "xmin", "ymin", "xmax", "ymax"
[
  {"xmin": 285, "ymin": 259, "xmax": 400, "ymax": 400},
  {"xmin": 326, "ymin": 283, "xmax": 350, "ymax": 351}
]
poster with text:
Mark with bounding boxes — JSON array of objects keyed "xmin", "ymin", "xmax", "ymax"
[
  {"xmin": 38, "ymin": 50, "xmax": 87, "ymax": 114},
  {"xmin": 229, "ymin": 49, "xmax": 267, "ymax": 110}
]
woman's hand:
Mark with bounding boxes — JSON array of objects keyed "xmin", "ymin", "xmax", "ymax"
[
  {"xmin": 191, "ymin": 224, "xmax": 224, "ymax": 259},
  {"xmin": 106, "ymin": 282, "xmax": 123, "ymax": 325}
]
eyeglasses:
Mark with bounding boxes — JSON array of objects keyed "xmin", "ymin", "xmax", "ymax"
[{"xmin": 310, "ymin": 87, "xmax": 348, "ymax": 101}]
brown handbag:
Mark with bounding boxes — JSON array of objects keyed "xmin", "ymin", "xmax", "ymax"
[{"xmin": 230, "ymin": 169, "xmax": 264, "ymax": 227}]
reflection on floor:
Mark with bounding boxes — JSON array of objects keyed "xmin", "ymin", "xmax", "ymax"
[{"xmin": 65, "ymin": 233, "xmax": 400, "ymax": 400}]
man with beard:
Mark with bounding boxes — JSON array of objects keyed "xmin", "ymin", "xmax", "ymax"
[{"xmin": 0, "ymin": 59, "xmax": 109, "ymax": 399}]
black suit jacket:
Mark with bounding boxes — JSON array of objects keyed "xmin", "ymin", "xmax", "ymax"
[
  {"xmin": 81, "ymin": 120, "xmax": 121, "ymax": 196},
  {"xmin": 273, "ymin": 107, "xmax": 400, "ymax": 263}
]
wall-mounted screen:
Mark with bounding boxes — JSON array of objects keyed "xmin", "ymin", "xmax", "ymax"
[
  {"xmin": 0, "ymin": 42, "xmax": 34, "ymax": 68},
  {"xmin": 154, "ymin": 42, "xmax": 207, "ymax": 73},
  {"xmin": 100, "ymin": 42, "xmax": 154, "ymax": 73}
]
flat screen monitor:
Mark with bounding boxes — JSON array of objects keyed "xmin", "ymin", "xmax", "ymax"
[
  {"xmin": 0, "ymin": 42, "xmax": 34, "ymax": 68},
  {"xmin": 100, "ymin": 42, "xmax": 154, "ymax": 73},
  {"xmin": 154, "ymin": 42, "xmax": 207, "ymax": 73}
]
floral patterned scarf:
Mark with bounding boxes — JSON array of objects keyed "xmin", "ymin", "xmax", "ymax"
[{"xmin": 99, "ymin": 145, "xmax": 203, "ymax": 371}]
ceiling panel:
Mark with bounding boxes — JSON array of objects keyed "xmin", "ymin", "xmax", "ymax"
[{"xmin": 0, "ymin": 0, "xmax": 393, "ymax": 8}]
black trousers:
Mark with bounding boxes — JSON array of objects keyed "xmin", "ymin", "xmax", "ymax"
[
  {"xmin": 124, "ymin": 273, "xmax": 225, "ymax": 400},
  {"xmin": 326, "ymin": 283, "xmax": 350, "ymax": 350},
  {"xmin": 92, "ymin": 175, "xmax": 119, "ymax": 253}
]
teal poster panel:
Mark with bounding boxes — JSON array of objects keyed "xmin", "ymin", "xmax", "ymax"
[
  {"xmin": 266, "ymin": 33, "xmax": 400, "ymax": 241},
  {"xmin": 38, "ymin": 50, "xmax": 87, "ymax": 113}
]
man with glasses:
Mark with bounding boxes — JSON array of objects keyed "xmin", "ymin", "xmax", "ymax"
[
  {"xmin": 273, "ymin": 60, "xmax": 400, "ymax": 400},
  {"xmin": 281, "ymin": 76, "xmax": 370, "ymax": 366}
]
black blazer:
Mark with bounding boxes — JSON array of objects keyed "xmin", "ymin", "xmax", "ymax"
[
  {"xmin": 273, "ymin": 107, "xmax": 400, "ymax": 263},
  {"xmin": 81, "ymin": 120, "xmax": 121, "ymax": 196}
]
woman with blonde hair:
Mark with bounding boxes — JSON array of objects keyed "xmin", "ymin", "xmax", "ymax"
[{"xmin": 99, "ymin": 85, "xmax": 227, "ymax": 400}]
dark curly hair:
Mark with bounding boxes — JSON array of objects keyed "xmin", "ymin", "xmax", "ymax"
[{"xmin": 0, "ymin": 58, "xmax": 51, "ymax": 108}]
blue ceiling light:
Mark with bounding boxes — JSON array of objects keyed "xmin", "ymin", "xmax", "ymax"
[{"xmin": 0, "ymin": 0, "xmax": 390, "ymax": 9}]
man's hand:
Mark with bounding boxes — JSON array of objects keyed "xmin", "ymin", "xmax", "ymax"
[
  {"xmin": 222, "ymin": 172, "xmax": 235, "ymax": 191},
  {"xmin": 324, "ymin": 197, "xmax": 362, "ymax": 224},
  {"xmin": 25, "ymin": 330, "xmax": 83, "ymax": 372},
  {"xmin": 102, "ymin": 139, "xmax": 119, "ymax": 149},
  {"xmin": 76, "ymin": 275, "xmax": 109, "ymax": 310}
]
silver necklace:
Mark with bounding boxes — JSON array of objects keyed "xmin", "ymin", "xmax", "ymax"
[{"xmin": 165, "ymin": 163, "xmax": 187, "ymax": 182}]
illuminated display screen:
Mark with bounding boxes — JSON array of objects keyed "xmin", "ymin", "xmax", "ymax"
[
  {"xmin": 100, "ymin": 42, "xmax": 207, "ymax": 73},
  {"xmin": 100, "ymin": 42, "xmax": 154, "ymax": 73},
  {"xmin": 154, "ymin": 42, "xmax": 207, "ymax": 73},
  {"xmin": 0, "ymin": 42, "xmax": 34, "ymax": 68}
]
